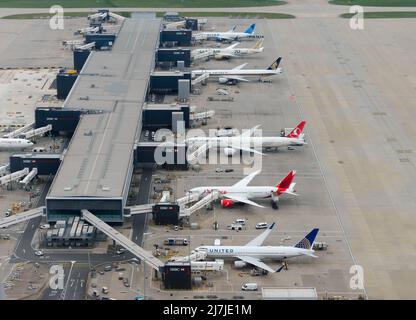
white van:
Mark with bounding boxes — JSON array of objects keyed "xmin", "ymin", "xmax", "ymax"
[
  {"xmin": 234, "ymin": 219, "xmax": 246, "ymax": 225},
  {"xmin": 242, "ymin": 283, "xmax": 258, "ymax": 291},
  {"xmin": 255, "ymin": 222, "xmax": 268, "ymax": 229}
]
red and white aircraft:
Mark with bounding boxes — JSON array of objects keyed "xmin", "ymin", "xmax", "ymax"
[
  {"xmin": 189, "ymin": 170, "xmax": 297, "ymax": 210},
  {"xmin": 187, "ymin": 121, "xmax": 306, "ymax": 160}
]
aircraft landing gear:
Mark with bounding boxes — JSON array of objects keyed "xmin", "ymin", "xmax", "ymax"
[{"xmin": 272, "ymin": 200, "xmax": 279, "ymax": 210}]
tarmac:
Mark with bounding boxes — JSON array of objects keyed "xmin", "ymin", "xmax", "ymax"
[
  {"xmin": 0, "ymin": 0, "xmax": 415, "ymax": 299},
  {"xmin": 143, "ymin": 14, "xmax": 416, "ymax": 299}
]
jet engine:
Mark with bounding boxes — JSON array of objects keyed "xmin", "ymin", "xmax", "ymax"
[
  {"xmin": 214, "ymin": 54, "xmax": 223, "ymax": 60},
  {"xmin": 221, "ymin": 199, "xmax": 233, "ymax": 207},
  {"xmin": 219, "ymin": 77, "xmax": 237, "ymax": 85},
  {"xmin": 234, "ymin": 261, "xmax": 247, "ymax": 268},
  {"xmin": 223, "ymin": 147, "xmax": 237, "ymax": 157}
]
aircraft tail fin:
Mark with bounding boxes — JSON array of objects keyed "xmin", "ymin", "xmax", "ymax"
[
  {"xmin": 252, "ymin": 39, "xmax": 264, "ymax": 50},
  {"xmin": 276, "ymin": 170, "xmax": 296, "ymax": 191},
  {"xmin": 294, "ymin": 228, "xmax": 319, "ymax": 250},
  {"xmin": 267, "ymin": 57, "xmax": 282, "ymax": 70},
  {"xmin": 287, "ymin": 121, "xmax": 306, "ymax": 138},
  {"xmin": 244, "ymin": 23, "xmax": 256, "ymax": 34}
]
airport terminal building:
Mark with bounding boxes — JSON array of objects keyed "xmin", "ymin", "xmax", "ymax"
[{"xmin": 46, "ymin": 17, "xmax": 161, "ymax": 222}]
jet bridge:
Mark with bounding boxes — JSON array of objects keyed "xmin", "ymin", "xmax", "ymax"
[
  {"xmin": 19, "ymin": 168, "xmax": 37, "ymax": 187},
  {"xmin": 180, "ymin": 190, "xmax": 219, "ymax": 217},
  {"xmin": 127, "ymin": 190, "xmax": 217, "ymax": 219},
  {"xmin": 75, "ymin": 42, "xmax": 96, "ymax": 51},
  {"xmin": 190, "ymin": 110, "xmax": 215, "ymax": 122},
  {"xmin": 82, "ymin": 210, "xmax": 164, "ymax": 271},
  {"xmin": 0, "ymin": 206, "xmax": 45, "ymax": 228},
  {"xmin": 22, "ymin": 124, "xmax": 52, "ymax": 139},
  {"xmin": 0, "ymin": 168, "xmax": 29, "ymax": 186},
  {"xmin": 3, "ymin": 122, "xmax": 35, "ymax": 138},
  {"xmin": 0, "ymin": 164, "xmax": 9, "ymax": 176},
  {"xmin": 191, "ymin": 72, "xmax": 209, "ymax": 86}
]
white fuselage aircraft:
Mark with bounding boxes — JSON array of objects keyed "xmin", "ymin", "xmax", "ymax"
[
  {"xmin": 0, "ymin": 138, "xmax": 33, "ymax": 150},
  {"xmin": 193, "ymin": 223, "xmax": 320, "ymax": 273},
  {"xmin": 192, "ymin": 40, "xmax": 264, "ymax": 60},
  {"xmin": 187, "ymin": 121, "xmax": 306, "ymax": 158},
  {"xmin": 192, "ymin": 57, "xmax": 282, "ymax": 84},
  {"xmin": 193, "ymin": 23, "xmax": 261, "ymax": 42},
  {"xmin": 189, "ymin": 169, "xmax": 297, "ymax": 209}
]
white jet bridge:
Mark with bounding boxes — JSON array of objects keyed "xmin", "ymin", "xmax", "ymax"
[
  {"xmin": 191, "ymin": 72, "xmax": 209, "ymax": 86},
  {"xmin": 22, "ymin": 124, "xmax": 52, "ymax": 139},
  {"xmin": 0, "ymin": 206, "xmax": 45, "ymax": 228},
  {"xmin": 81, "ymin": 210, "xmax": 164, "ymax": 271},
  {"xmin": 74, "ymin": 42, "xmax": 96, "ymax": 51},
  {"xmin": 3, "ymin": 122, "xmax": 34, "ymax": 138},
  {"xmin": 0, "ymin": 164, "xmax": 9, "ymax": 176},
  {"xmin": 190, "ymin": 110, "xmax": 215, "ymax": 122},
  {"xmin": 127, "ymin": 190, "xmax": 218, "ymax": 218},
  {"xmin": 179, "ymin": 190, "xmax": 219, "ymax": 217},
  {"xmin": 0, "ymin": 168, "xmax": 29, "ymax": 186},
  {"xmin": 20, "ymin": 168, "xmax": 37, "ymax": 187}
]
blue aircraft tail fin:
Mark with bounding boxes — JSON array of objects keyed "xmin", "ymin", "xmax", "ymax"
[
  {"xmin": 294, "ymin": 228, "xmax": 319, "ymax": 249},
  {"xmin": 244, "ymin": 23, "xmax": 256, "ymax": 34}
]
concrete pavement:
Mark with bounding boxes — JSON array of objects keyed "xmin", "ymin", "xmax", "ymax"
[{"xmin": 0, "ymin": 0, "xmax": 415, "ymax": 19}]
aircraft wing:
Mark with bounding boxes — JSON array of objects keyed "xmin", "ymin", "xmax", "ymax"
[
  {"xmin": 236, "ymin": 256, "xmax": 276, "ymax": 273},
  {"xmin": 234, "ymin": 145, "xmax": 264, "ymax": 155},
  {"xmin": 224, "ymin": 193, "xmax": 264, "ymax": 208},
  {"xmin": 217, "ymin": 35, "xmax": 234, "ymax": 41},
  {"xmin": 245, "ymin": 222, "xmax": 276, "ymax": 246},
  {"xmin": 227, "ymin": 25, "xmax": 237, "ymax": 33},
  {"xmin": 187, "ymin": 140, "xmax": 215, "ymax": 163},
  {"xmin": 232, "ymin": 63, "xmax": 248, "ymax": 70},
  {"xmin": 216, "ymin": 53, "xmax": 238, "ymax": 59},
  {"xmin": 241, "ymin": 125, "xmax": 261, "ymax": 138},
  {"xmin": 223, "ymin": 76, "xmax": 249, "ymax": 82},
  {"xmin": 225, "ymin": 42, "xmax": 240, "ymax": 50},
  {"xmin": 231, "ymin": 170, "xmax": 260, "ymax": 188}
]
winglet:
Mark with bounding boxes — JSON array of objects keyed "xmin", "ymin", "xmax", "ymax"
[
  {"xmin": 276, "ymin": 264, "xmax": 285, "ymax": 273},
  {"xmin": 294, "ymin": 228, "xmax": 319, "ymax": 249},
  {"xmin": 269, "ymin": 222, "xmax": 276, "ymax": 230},
  {"xmin": 287, "ymin": 121, "xmax": 306, "ymax": 138}
]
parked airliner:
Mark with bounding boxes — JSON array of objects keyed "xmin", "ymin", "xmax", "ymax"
[
  {"xmin": 189, "ymin": 170, "xmax": 297, "ymax": 209},
  {"xmin": 0, "ymin": 138, "xmax": 33, "ymax": 150},
  {"xmin": 192, "ymin": 57, "xmax": 282, "ymax": 84},
  {"xmin": 193, "ymin": 223, "xmax": 320, "ymax": 273}
]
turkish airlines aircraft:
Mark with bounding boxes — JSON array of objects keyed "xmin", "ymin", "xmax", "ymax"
[
  {"xmin": 187, "ymin": 121, "xmax": 306, "ymax": 160},
  {"xmin": 192, "ymin": 57, "xmax": 282, "ymax": 84},
  {"xmin": 189, "ymin": 169, "xmax": 297, "ymax": 209},
  {"xmin": 193, "ymin": 223, "xmax": 320, "ymax": 273},
  {"xmin": 193, "ymin": 23, "xmax": 262, "ymax": 42},
  {"xmin": 192, "ymin": 39, "xmax": 264, "ymax": 61},
  {"xmin": 0, "ymin": 138, "xmax": 33, "ymax": 150}
]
